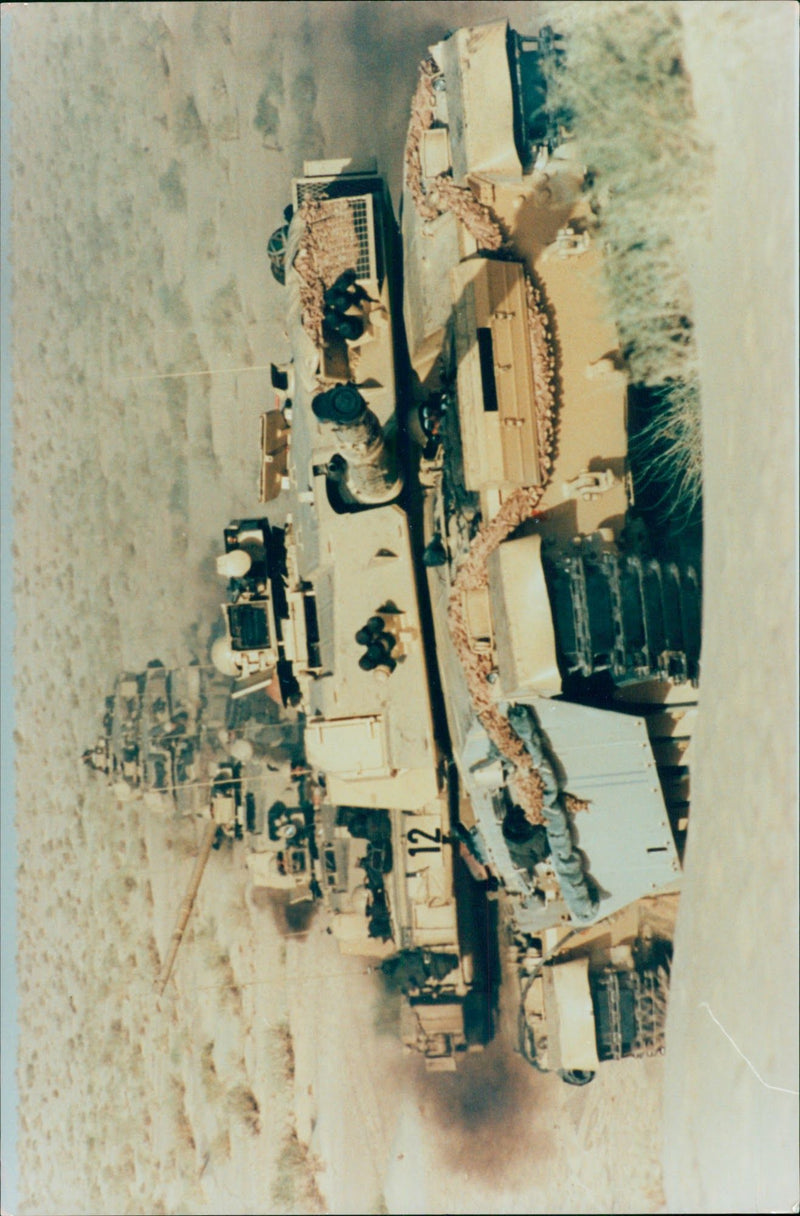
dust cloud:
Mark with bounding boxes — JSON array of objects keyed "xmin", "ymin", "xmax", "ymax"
[{"xmin": 411, "ymin": 1041, "xmax": 549, "ymax": 1186}]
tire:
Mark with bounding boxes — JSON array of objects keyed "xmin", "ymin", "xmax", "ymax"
[
  {"xmin": 518, "ymin": 1006, "xmax": 540, "ymax": 1067},
  {"xmin": 267, "ymin": 225, "xmax": 288, "ymax": 285},
  {"xmin": 559, "ymin": 1068, "xmax": 596, "ymax": 1086}
]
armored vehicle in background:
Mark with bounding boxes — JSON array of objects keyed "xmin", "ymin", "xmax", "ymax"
[
  {"xmin": 83, "ymin": 661, "xmax": 231, "ymax": 813},
  {"xmin": 85, "ymin": 657, "xmax": 314, "ymax": 913}
]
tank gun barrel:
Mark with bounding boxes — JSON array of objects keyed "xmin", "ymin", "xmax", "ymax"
[{"xmin": 155, "ymin": 820, "xmax": 218, "ymax": 996}]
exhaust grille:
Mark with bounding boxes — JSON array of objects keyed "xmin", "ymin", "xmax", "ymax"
[{"xmin": 294, "ymin": 178, "xmax": 377, "ymax": 281}]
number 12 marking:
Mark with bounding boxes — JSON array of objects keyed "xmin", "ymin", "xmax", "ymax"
[{"xmin": 407, "ymin": 826, "xmax": 442, "ymax": 856}]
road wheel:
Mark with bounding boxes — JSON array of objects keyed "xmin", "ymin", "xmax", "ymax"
[{"xmin": 267, "ymin": 225, "xmax": 289, "ymax": 285}]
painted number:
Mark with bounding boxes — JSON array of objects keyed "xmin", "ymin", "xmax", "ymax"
[{"xmin": 407, "ymin": 827, "xmax": 442, "ymax": 856}]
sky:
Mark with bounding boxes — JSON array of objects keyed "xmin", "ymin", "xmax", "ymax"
[{"xmin": 1, "ymin": 5, "xmax": 19, "ymax": 1212}]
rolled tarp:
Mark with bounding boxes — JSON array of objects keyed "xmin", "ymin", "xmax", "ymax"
[{"xmin": 507, "ymin": 703, "xmax": 598, "ymax": 923}]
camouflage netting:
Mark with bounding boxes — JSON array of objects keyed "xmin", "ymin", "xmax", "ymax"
[
  {"xmin": 448, "ymin": 487, "xmax": 549, "ymax": 823},
  {"xmin": 441, "ymin": 258, "xmax": 573, "ymax": 824},
  {"xmin": 405, "ymin": 56, "xmax": 503, "ymax": 251},
  {"xmin": 405, "ymin": 56, "xmax": 440, "ymax": 222},
  {"xmin": 405, "ymin": 55, "xmax": 570, "ymax": 824},
  {"xmin": 448, "ymin": 496, "xmax": 589, "ymax": 827},
  {"xmin": 424, "ymin": 176, "xmax": 504, "ymax": 251},
  {"xmin": 293, "ymin": 197, "xmax": 362, "ymax": 346},
  {"xmin": 525, "ymin": 272, "xmax": 559, "ymax": 478}
]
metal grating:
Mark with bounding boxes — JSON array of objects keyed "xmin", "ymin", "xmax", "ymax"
[
  {"xmin": 295, "ymin": 179, "xmax": 377, "ymax": 281},
  {"xmin": 347, "ymin": 195, "xmax": 373, "ymax": 280}
]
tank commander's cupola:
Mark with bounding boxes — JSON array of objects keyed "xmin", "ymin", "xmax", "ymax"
[{"xmin": 312, "ymin": 383, "xmax": 402, "ymax": 506}]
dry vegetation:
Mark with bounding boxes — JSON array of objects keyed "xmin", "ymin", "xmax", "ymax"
[
  {"xmin": 270, "ymin": 1019, "xmax": 296, "ymax": 1084},
  {"xmin": 10, "ymin": 5, "xmax": 299, "ymax": 1211},
  {"xmin": 542, "ymin": 0, "xmax": 707, "ymax": 515},
  {"xmin": 271, "ymin": 1125, "xmax": 327, "ymax": 1215}
]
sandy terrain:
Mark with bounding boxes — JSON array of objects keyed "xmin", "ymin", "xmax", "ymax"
[
  {"xmin": 8, "ymin": 5, "xmax": 327, "ymax": 1211},
  {"xmin": 286, "ymin": 917, "xmax": 666, "ymax": 1214},
  {"xmin": 662, "ymin": 5, "xmax": 799, "ymax": 1212},
  {"xmin": 7, "ymin": 3, "xmax": 797, "ymax": 1214}
]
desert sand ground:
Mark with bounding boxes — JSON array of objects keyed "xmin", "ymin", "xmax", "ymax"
[
  {"xmin": 662, "ymin": 5, "xmax": 799, "ymax": 1212},
  {"xmin": 6, "ymin": 3, "xmax": 797, "ymax": 1214}
]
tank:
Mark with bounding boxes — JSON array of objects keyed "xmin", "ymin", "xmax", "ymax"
[
  {"xmin": 85, "ymin": 657, "xmax": 314, "ymax": 903},
  {"xmin": 395, "ymin": 18, "xmax": 699, "ymax": 1079},
  {"xmin": 256, "ymin": 155, "xmax": 490, "ymax": 1066},
  {"xmin": 87, "ymin": 18, "xmax": 701, "ymax": 1075},
  {"xmin": 250, "ymin": 22, "xmax": 700, "ymax": 1073}
]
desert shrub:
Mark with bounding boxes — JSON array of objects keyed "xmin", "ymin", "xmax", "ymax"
[
  {"xmin": 175, "ymin": 95, "xmax": 209, "ymax": 150},
  {"xmin": 191, "ymin": 2, "xmax": 231, "ymax": 48},
  {"xmin": 629, "ymin": 378, "xmax": 703, "ymax": 525},
  {"xmin": 289, "ymin": 72, "xmax": 316, "ymax": 110},
  {"xmin": 271, "ymin": 1125, "xmax": 327, "ymax": 1214},
  {"xmin": 196, "ymin": 217, "xmax": 218, "ymax": 261},
  {"xmin": 169, "ymin": 477, "xmax": 189, "ymax": 517},
  {"xmin": 225, "ymin": 1083, "xmax": 261, "ymax": 1135},
  {"xmin": 270, "ymin": 1019, "xmax": 295, "ymax": 1083},
  {"xmin": 174, "ymin": 328, "xmax": 208, "ymax": 376},
  {"xmin": 195, "ymin": 934, "xmax": 243, "ymax": 1015},
  {"xmin": 254, "ymin": 88, "xmax": 281, "ymax": 146},
  {"xmin": 200, "ymin": 1040, "xmax": 224, "ymax": 1101},
  {"xmin": 158, "ymin": 159, "xmax": 186, "ymax": 211},
  {"xmin": 542, "ymin": 1, "xmax": 706, "ymax": 516},
  {"xmin": 157, "ymin": 282, "xmax": 191, "ymax": 329},
  {"xmin": 200, "ymin": 936, "xmax": 227, "ymax": 973},
  {"xmin": 205, "ymin": 276, "xmax": 243, "ymax": 353},
  {"xmin": 168, "ymin": 1075, "xmax": 197, "ymax": 1153},
  {"xmin": 209, "ymin": 1127, "xmax": 232, "ymax": 1166}
]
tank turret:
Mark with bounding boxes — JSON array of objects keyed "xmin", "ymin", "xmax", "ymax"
[{"xmin": 312, "ymin": 382, "xmax": 401, "ymax": 505}]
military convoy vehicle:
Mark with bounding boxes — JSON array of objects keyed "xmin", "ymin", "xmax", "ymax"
[
  {"xmin": 84, "ymin": 662, "xmax": 227, "ymax": 812},
  {"xmin": 247, "ymin": 155, "xmax": 487, "ymax": 1068},
  {"xmin": 395, "ymin": 18, "xmax": 699, "ymax": 1080},
  {"xmin": 246, "ymin": 39, "xmax": 700, "ymax": 1070},
  {"xmin": 85, "ymin": 656, "xmax": 319, "ymax": 996},
  {"xmin": 87, "ymin": 17, "xmax": 701, "ymax": 1078}
]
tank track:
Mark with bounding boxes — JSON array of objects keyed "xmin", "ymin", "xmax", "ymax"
[{"xmin": 542, "ymin": 549, "xmax": 701, "ymax": 686}]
